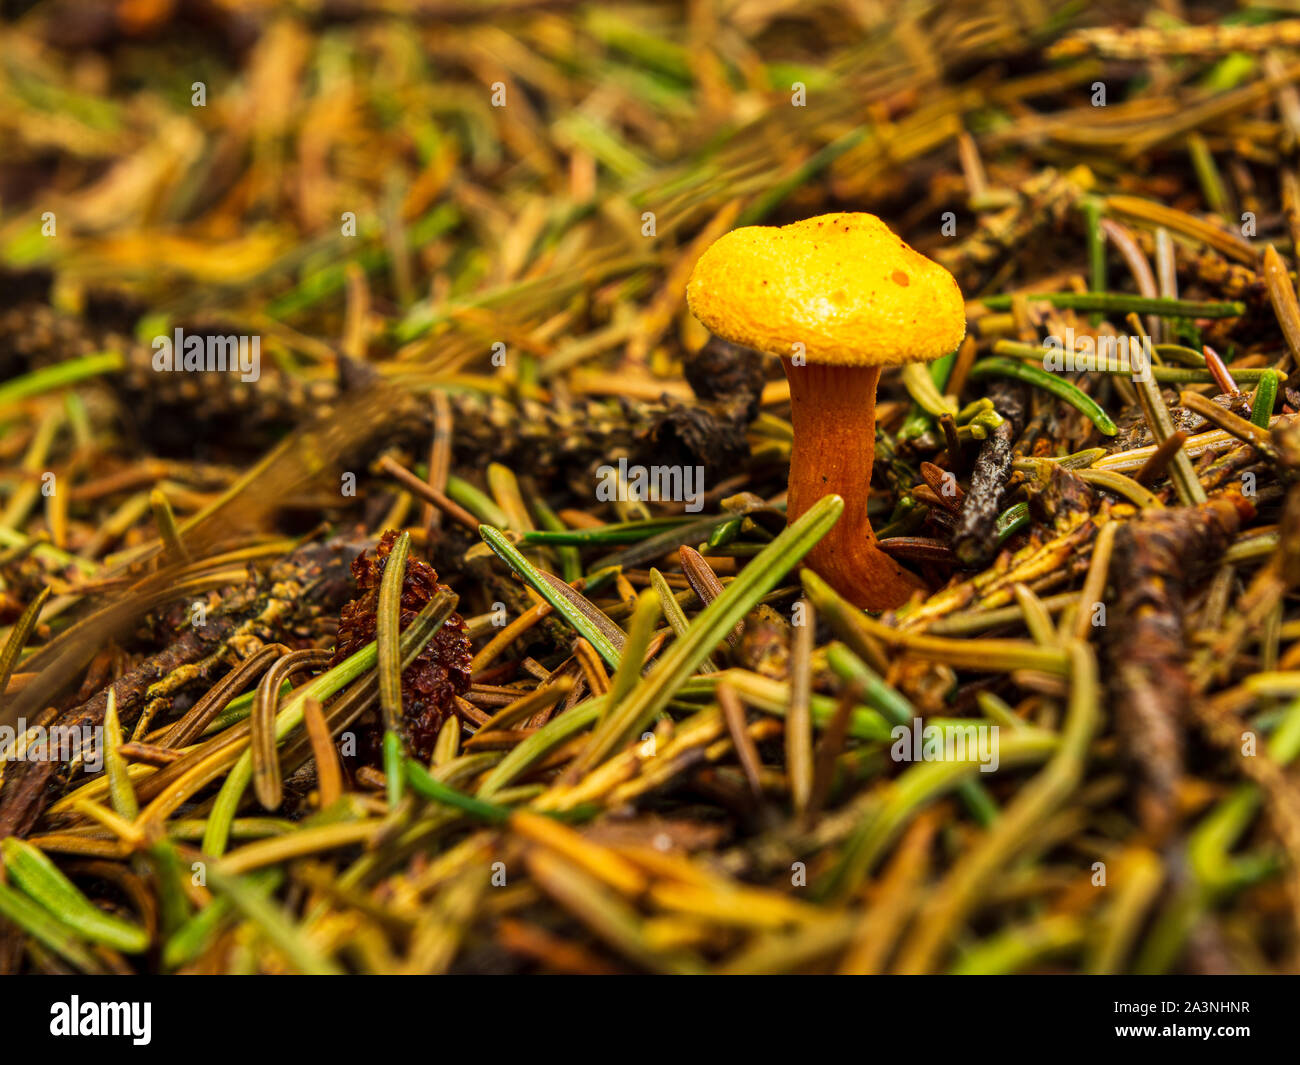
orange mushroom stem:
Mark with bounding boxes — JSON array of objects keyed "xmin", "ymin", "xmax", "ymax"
[
  {"xmin": 782, "ymin": 359, "xmax": 923, "ymax": 611},
  {"xmin": 686, "ymin": 212, "xmax": 966, "ymax": 613}
]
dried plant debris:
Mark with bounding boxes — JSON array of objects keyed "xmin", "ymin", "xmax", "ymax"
[
  {"xmin": 331, "ymin": 532, "xmax": 471, "ymax": 762},
  {"xmin": 3, "ymin": 0, "xmax": 1300, "ymax": 977}
]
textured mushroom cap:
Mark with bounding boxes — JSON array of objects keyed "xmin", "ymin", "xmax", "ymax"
[{"xmin": 686, "ymin": 212, "xmax": 966, "ymax": 366}]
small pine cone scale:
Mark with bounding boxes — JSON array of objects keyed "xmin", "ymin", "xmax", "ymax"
[{"xmin": 331, "ymin": 531, "xmax": 471, "ymax": 761}]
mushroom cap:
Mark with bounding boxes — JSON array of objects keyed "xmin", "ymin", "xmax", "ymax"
[{"xmin": 686, "ymin": 212, "xmax": 966, "ymax": 367}]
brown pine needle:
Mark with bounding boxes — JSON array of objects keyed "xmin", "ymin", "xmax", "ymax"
[
  {"xmin": 1133, "ymin": 429, "xmax": 1188, "ymax": 487},
  {"xmin": 376, "ymin": 455, "xmax": 480, "ymax": 532},
  {"xmin": 1178, "ymin": 389, "xmax": 1278, "ymax": 453},
  {"xmin": 302, "ymin": 696, "xmax": 343, "ymax": 808}
]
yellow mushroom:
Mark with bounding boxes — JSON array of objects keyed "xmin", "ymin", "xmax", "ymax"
[{"xmin": 687, "ymin": 212, "xmax": 966, "ymax": 611}]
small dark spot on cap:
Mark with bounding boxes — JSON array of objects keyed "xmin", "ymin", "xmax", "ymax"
[{"xmin": 891, "ymin": 270, "xmax": 910, "ymax": 287}]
